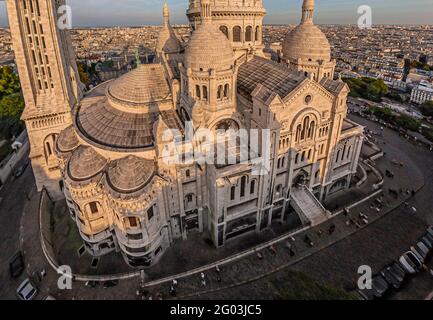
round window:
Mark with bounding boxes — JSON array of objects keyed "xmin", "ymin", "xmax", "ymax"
[{"xmin": 305, "ymin": 95, "xmax": 313, "ymax": 104}]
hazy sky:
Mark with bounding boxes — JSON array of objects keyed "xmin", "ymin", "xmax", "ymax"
[{"xmin": 0, "ymin": 0, "xmax": 432, "ymax": 27}]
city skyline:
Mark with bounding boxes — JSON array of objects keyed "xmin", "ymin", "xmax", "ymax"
[{"xmin": 0, "ymin": 0, "xmax": 433, "ymax": 27}]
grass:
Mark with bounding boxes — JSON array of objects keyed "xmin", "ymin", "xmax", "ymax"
[{"xmin": 270, "ymin": 270, "xmax": 359, "ymax": 300}]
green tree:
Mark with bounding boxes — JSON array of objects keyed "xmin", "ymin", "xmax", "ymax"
[
  {"xmin": 0, "ymin": 66, "xmax": 21, "ymax": 98},
  {"xmin": 419, "ymin": 101, "xmax": 433, "ymax": 117},
  {"xmin": 396, "ymin": 114, "xmax": 420, "ymax": 131},
  {"xmin": 0, "ymin": 93, "xmax": 25, "ymax": 120},
  {"xmin": 77, "ymin": 62, "xmax": 90, "ymax": 87}
]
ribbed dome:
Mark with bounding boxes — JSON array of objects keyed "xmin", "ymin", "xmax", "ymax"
[
  {"xmin": 107, "ymin": 64, "xmax": 171, "ymax": 107},
  {"xmin": 282, "ymin": 24, "xmax": 331, "ymax": 63},
  {"xmin": 57, "ymin": 125, "xmax": 79, "ymax": 152},
  {"xmin": 184, "ymin": 24, "xmax": 234, "ymax": 71},
  {"xmin": 107, "ymin": 155, "xmax": 156, "ymax": 192},
  {"xmin": 157, "ymin": 26, "xmax": 182, "ymax": 54},
  {"xmin": 68, "ymin": 146, "xmax": 107, "ymax": 181}
]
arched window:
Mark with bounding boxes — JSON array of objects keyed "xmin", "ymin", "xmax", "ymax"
[
  {"xmin": 308, "ymin": 121, "xmax": 316, "ymax": 139},
  {"xmin": 347, "ymin": 146, "xmax": 352, "ymax": 159},
  {"xmin": 224, "ymin": 84, "xmax": 229, "ymax": 98},
  {"xmin": 295, "ymin": 124, "xmax": 302, "ymax": 142},
  {"xmin": 186, "ymin": 169, "xmax": 190, "ymax": 177},
  {"xmin": 250, "ymin": 180, "xmax": 256, "ymax": 194},
  {"xmin": 276, "ymin": 184, "xmax": 283, "ymax": 196},
  {"xmin": 195, "ymin": 85, "xmax": 201, "ymax": 99},
  {"xmin": 255, "ymin": 26, "xmax": 260, "ymax": 41},
  {"xmin": 245, "ymin": 26, "xmax": 252, "ymax": 42},
  {"xmin": 301, "ymin": 117, "xmax": 310, "ymax": 140},
  {"xmin": 336, "ymin": 150, "xmax": 340, "ymax": 163},
  {"xmin": 295, "ymin": 153, "xmax": 299, "ymax": 164},
  {"xmin": 301, "ymin": 151, "xmax": 306, "ymax": 162},
  {"xmin": 202, "ymin": 85, "xmax": 208, "ymax": 100},
  {"xmin": 43, "ymin": 133, "xmax": 58, "ymax": 163},
  {"xmin": 240, "ymin": 176, "xmax": 247, "ymax": 197},
  {"xmin": 233, "ymin": 26, "xmax": 241, "ymax": 42},
  {"xmin": 45, "ymin": 141, "xmax": 52, "ymax": 156},
  {"xmin": 219, "ymin": 26, "xmax": 229, "ymax": 39},
  {"xmin": 217, "ymin": 85, "xmax": 223, "ymax": 99},
  {"xmin": 230, "ymin": 186, "xmax": 236, "ymax": 200}
]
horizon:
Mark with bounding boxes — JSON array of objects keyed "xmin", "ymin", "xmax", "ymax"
[{"xmin": 0, "ymin": 0, "xmax": 433, "ymax": 27}]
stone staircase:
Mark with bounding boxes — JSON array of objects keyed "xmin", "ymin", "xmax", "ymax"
[{"xmin": 290, "ymin": 186, "xmax": 331, "ymax": 226}]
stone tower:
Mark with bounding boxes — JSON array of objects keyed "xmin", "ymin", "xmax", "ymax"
[
  {"xmin": 187, "ymin": 0, "xmax": 266, "ymax": 60},
  {"xmin": 282, "ymin": 0, "xmax": 336, "ymax": 82},
  {"xmin": 7, "ymin": 0, "xmax": 82, "ymax": 200},
  {"xmin": 181, "ymin": 0, "xmax": 239, "ymax": 131}
]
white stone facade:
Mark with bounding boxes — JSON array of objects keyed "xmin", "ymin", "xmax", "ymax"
[
  {"xmin": 410, "ymin": 81, "xmax": 433, "ymax": 104},
  {"xmin": 8, "ymin": 0, "xmax": 364, "ymax": 268}
]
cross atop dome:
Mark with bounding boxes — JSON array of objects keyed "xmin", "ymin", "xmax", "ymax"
[{"xmin": 301, "ymin": 0, "xmax": 315, "ymax": 24}]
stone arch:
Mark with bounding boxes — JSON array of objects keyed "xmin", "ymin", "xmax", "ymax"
[
  {"xmin": 219, "ymin": 25, "xmax": 229, "ymax": 39},
  {"xmin": 43, "ymin": 133, "xmax": 58, "ymax": 163},
  {"xmin": 293, "ymin": 169, "xmax": 309, "ymax": 187}
]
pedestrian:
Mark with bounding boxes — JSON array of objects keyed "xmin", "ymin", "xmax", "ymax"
[
  {"xmin": 269, "ymin": 245, "xmax": 277, "ymax": 255},
  {"xmin": 172, "ymin": 279, "xmax": 178, "ymax": 287},
  {"xmin": 169, "ymin": 285, "xmax": 176, "ymax": 297},
  {"xmin": 215, "ymin": 265, "xmax": 221, "ymax": 274}
]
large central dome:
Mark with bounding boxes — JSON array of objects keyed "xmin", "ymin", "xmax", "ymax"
[
  {"xmin": 107, "ymin": 64, "xmax": 171, "ymax": 108},
  {"xmin": 184, "ymin": 0, "xmax": 234, "ymax": 71}
]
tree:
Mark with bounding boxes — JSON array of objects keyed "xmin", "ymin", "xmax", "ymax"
[
  {"xmin": 396, "ymin": 114, "xmax": 420, "ymax": 132},
  {"xmin": 343, "ymin": 77, "xmax": 388, "ymax": 102},
  {"xmin": 77, "ymin": 62, "xmax": 90, "ymax": 87},
  {"xmin": 0, "ymin": 93, "xmax": 25, "ymax": 120},
  {"xmin": 419, "ymin": 101, "xmax": 433, "ymax": 118},
  {"xmin": 0, "ymin": 66, "xmax": 21, "ymax": 99}
]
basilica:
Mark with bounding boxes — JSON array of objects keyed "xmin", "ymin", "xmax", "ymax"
[{"xmin": 8, "ymin": 0, "xmax": 364, "ymax": 267}]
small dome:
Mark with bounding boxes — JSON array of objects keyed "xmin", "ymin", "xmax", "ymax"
[
  {"xmin": 282, "ymin": 23, "xmax": 331, "ymax": 63},
  {"xmin": 184, "ymin": 24, "xmax": 234, "ymax": 71},
  {"xmin": 157, "ymin": 27, "xmax": 182, "ymax": 54},
  {"xmin": 68, "ymin": 145, "xmax": 107, "ymax": 181},
  {"xmin": 107, "ymin": 64, "xmax": 171, "ymax": 107},
  {"xmin": 107, "ymin": 155, "xmax": 156, "ymax": 192},
  {"xmin": 57, "ymin": 125, "xmax": 79, "ymax": 152}
]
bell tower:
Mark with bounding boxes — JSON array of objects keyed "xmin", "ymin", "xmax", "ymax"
[{"xmin": 7, "ymin": 0, "xmax": 82, "ymax": 199}]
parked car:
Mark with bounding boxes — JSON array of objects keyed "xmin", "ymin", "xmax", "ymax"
[
  {"xmin": 371, "ymin": 275, "xmax": 390, "ymax": 298},
  {"xmin": 358, "ymin": 288, "xmax": 375, "ymax": 300},
  {"xmin": 427, "ymin": 226, "xmax": 433, "ymax": 238},
  {"xmin": 420, "ymin": 235, "xmax": 433, "ymax": 250},
  {"xmin": 411, "ymin": 242, "xmax": 430, "ymax": 263},
  {"xmin": 387, "ymin": 262, "xmax": 407, "ymax": 283},
  {"xmin": 399, "ymin": 251, "xmax": 422, "ymax": 274},
  {"xmin": 16, "ymin": 278, "xmax": 38, "ymax": 300},
  {"xmin": 380, "ymin": 264, "xmax": 405, "ymax": 290},
  {"xmin": 9, "ymin": 252, "xmax": 24, "ymax": 279}
]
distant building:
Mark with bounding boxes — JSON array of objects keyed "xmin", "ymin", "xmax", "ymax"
[{"xmin": 410, "ymin": 81, "xmax": 433, "ymax": 104}]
